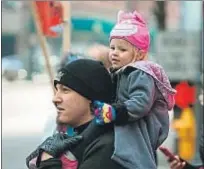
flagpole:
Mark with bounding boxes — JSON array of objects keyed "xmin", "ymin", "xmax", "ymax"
[{"xmin": 30, "ymin": 1, "xmax": 55, "ymax": 93}]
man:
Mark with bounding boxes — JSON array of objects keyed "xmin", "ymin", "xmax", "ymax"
[
  {"xmin": 159, "ymin": 129, "xmax": 203, "ymax": 169},
  {"xmin": 43, "ymin": 48, "xmax": 111, "ymax": 141},
  {"xmin": 26, "ymin": 59, "xmax": 125, "ymax": 169}
]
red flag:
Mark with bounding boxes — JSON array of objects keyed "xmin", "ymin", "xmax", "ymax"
[{"xmin": 35, "ymin": 1, "xmax": 63, "ymax": 37}]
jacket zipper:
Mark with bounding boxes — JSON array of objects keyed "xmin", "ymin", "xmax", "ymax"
[{"xmin": 115, "ymin": 73, "xmax": 121, "ymax": 102}]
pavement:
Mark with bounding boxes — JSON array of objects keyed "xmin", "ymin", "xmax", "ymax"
[
  {"xmin": 2, "ymin": 77, "xmax": 173, "ymax": 169},
  {"xmin": 2, "ymin": 78, "xmax": 55, "ymax": 169}
]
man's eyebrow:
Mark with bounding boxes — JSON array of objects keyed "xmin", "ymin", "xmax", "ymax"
[
  {"xmin": 55, "ymin": 84, "xmax": 62, "ymax": 89},
  {"xmin": 61, "ymin": 86, "xmax": 71, "ymax": 90}
]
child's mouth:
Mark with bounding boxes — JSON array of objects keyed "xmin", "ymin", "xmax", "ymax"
[{"xmin": 112, "ymin": 59, "xmax": 119, "ymax": 64}]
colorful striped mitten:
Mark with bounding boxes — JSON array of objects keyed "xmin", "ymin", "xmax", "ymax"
[{"xmin": 93, "ymin": 101, "xmax": 116, "ymax": 125}]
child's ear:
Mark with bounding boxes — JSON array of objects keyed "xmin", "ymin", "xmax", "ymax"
[{"xmin": 137, "ymin": 51, "xmax": 146, "ymax": 61}]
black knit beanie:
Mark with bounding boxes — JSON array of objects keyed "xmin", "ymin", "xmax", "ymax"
[{"xmin": 54, "ymin": 59, "xmax": 113, "ymax": 103}]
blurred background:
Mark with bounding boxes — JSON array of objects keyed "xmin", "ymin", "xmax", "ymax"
[{"xmin": 1, "ymin": 1, "xmax": 203, "ymax": 169}]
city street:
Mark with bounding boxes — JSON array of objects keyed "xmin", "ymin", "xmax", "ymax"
[
  {"xmin": 2, "ymin": 78, "xmax": 172, "ymax": 169},
  {"xmin": 2, "ymin": 1, "xmax": 202, "ymax": 169},
  {"xmin": 2, "ymin": 78, "xmax": 56, "ymax": 169}
]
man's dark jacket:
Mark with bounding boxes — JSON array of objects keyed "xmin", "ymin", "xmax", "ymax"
[{"xmin": 38, "ymin": 121, "xmax": 126, "ymax": 169}]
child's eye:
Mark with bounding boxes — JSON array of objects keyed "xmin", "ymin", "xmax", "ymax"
[
  {"xmin": 110, "ymin": 46, "xmax": 115, "ymax": 50},
  {"xmin": 120, "ymin": 49, "xmax": 126, "ymax": 52}
]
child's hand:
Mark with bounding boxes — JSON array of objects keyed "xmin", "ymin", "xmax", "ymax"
[{"xmin": 93, "ymin": 101, "xmax": 116, "ymax": 125}]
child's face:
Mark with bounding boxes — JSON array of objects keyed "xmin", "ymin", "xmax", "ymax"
[{"xmin": 109, "ymin": 39, "xmax": 138, "ymax": 69}]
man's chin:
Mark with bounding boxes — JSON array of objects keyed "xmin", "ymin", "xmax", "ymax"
[{"xmin": 56, "ymin": 116, "xmax": 68, "ymax": 126}]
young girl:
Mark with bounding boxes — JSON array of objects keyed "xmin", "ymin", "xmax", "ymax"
[{"xmin": 94, "ymin": 10, "xmax": 176, "ymax": 169}]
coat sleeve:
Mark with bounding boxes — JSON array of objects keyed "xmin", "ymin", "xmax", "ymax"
[
  {"xmin": 199, "ymin": 125, "xmax": 204, "ymax": 164},
  {"xmin": 124, "ymin": 69, "xmax": 156, "ymax": 121},
  {"xmin": 183, "ymin": 162, "xmax": 203, "ymax": 169},
  {"xmin": 38, "ymin": 158, "xmax": 62, "ymax": 169}
]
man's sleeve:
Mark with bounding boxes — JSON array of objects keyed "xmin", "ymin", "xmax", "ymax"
[
  {"xmin": 78, "ymin": 140, "xmax": 126, "ymax": 169},
  {"xmin": 199, "ymin": 125, "xmax": 204, "ymax": 164},
  {"xmin": 183, "ymin": 162, "xmax": 203, "ymax": 169},
  {"xmin": 124, "ymin": 69, "xmax": 156, "ymax": 120},
  {"xmin": 38, "ymin": 158, "xmax": 62, "ymax": 169}
]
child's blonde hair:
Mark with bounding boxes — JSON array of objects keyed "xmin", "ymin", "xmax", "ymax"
[{"xmin": 125, "ymin": 41, "xmax": 148, "ymax": 63}]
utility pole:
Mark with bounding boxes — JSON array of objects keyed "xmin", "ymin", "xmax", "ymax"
[
  {"xmin": 17, "ymin": 2, "xmax": 34, "ymax": 80},
  {"xmin": 125, "ymin": 1, "xmax": 139, "ymax": 12},
  {"xmin": 60, "ymin": 1, "xmax": 71, "ymax": 67},
  {"xmin": 154, "ymin": 1, "xmax": 166, "ymax": 31}
]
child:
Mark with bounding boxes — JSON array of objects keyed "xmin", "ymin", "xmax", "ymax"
[{"xmin": 94, "ymin": 10, "xmax": 176, "ymax": 169}]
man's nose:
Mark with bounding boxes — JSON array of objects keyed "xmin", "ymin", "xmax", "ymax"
[{"xmin": 52, "ymin": 92, "xmax": 62, "ymax": 104}]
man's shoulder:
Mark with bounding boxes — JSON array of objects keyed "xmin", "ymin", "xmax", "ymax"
[
  {"xmin": 80, "ymin": 129, "xmax": 126, "ymax": 169},
  {"xmin": 82, "ymin": 127, "xmax": 115, "ymax": 160},
  {"xmin": 86, "ymin": 128, "xmax": 114, "ymax": 152}
]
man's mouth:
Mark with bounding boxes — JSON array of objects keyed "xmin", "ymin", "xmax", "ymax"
[{"xmin": 56, "ymin": 106, "xmax": 65, "ymax": 113}]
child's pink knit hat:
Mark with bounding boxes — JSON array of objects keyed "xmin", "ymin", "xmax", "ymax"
[{"xmin": 110, "ymin": 10, "xmax": 150, "ymax": 53}]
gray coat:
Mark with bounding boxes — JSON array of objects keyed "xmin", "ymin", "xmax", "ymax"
[{"xmin": 111, "ymin": 61, "xmax": 176, "ymax": 169}]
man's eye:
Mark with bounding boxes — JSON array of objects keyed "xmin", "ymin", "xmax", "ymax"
[{"xmin": 62, "ymin": 87, "xmax": 70, "ymax": 92}]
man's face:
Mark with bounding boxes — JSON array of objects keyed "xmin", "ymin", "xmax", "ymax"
[{"xmin": 53, "ymin": 84, "xmax": 93, "ymax": 127}]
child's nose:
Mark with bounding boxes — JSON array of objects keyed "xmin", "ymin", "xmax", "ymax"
[{"xmin": 112, "ymin": 50, "xmax": 119, "ymax": 56}]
